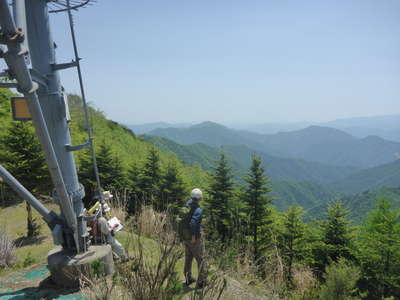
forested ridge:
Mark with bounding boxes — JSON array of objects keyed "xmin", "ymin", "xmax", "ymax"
[{"xmin": 1, "ymin": 89, "xmax": 400, "ymax": 299}]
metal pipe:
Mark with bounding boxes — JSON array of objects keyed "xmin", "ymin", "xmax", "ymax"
[
  {"xmin": 0, "ymin": 0, "xmax": 79, "ymax": 250},
  {"xmin": 12, "ymin": 0, "xmax": 30, "ymax": 65},
  {"xmin": 66, "ymin": 0, "xmax": 102, "ymax": 199},
  {"xmin": 0, "ymin": 165, "xmax": 54, "ymax": 225}
]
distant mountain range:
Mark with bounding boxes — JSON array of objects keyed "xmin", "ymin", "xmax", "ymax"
[
  {"xmin": 127, "ymin": 122, "xmax": 191, "ymax": 135},
  {"xmin": 230, "ymin": 115, "xmax": 400, "ymax": 142},
  {"xmin": 136, "ymin": 118, "xmax": 400, "ymax": 216},
  {"xmin": 143, "ymin": 135, "xmax": 359, "ymax": 185},
  {"xmin": 148, "ymin": 122, "xmax": 400, "ymax": 169},
  {"xmin": 128, "ymin": 114, "xmax": 400, "ymax": 142}
]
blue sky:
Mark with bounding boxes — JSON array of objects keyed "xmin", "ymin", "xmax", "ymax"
[{"xmin": 46, "ymin": 0, "xmax": 400, "ymax": 124}]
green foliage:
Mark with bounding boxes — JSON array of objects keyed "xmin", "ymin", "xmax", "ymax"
[
  {"xmin": 278, "ymin": 206, "xmax": 307, "ymax": 286},
  {"xmin": 319, "ymin": 259, "xmax": 360, "ymax": 300},
  {"xmin": 242, "ymin": 155, "xmax": 272, "ymax": 261},
  {"xmin": 158, "ymin": 163, "xmax": 187, "ymax": 213},
  {"xmin": 312, "ymin": 201, "xmax": 355, "ymax": 275},
  {"xmin": 273, "ymin": 180, "xmax": 336, "ymax": 212},
  {"xmin": 139, "ymin": 147, "xmax": 162, "ymax": 206},
  {"xmin": 79, "ymin": 142, "xmax": 127, "ymax": 205},
  {"xmin": 0, "ymin": 122, "xmax": 50, "ymax": 194},
  {"xmin": 22, "ymin": 251, "xmax": 37, "ymax": 268},
  {"xmin": 0, "ymin": 121, "xmax": 49, "ymax": 237},
  {"xmin": 331, "ymin": 160, "xmax": 400, "ymax": 195},
  {"xmin": 65, "ymin": 93, "xmax": 209, "ymax": 204},
  {"xmin": 357, "ymin": 197, "xmax": 400, "ymax": 299},
  {"xmin": 148, "ymin": 121, "xmax": 399, "ymax": 170},
  {"xmin": 206, "ymin": 153, "xmax": 235, "ymax": 242}
]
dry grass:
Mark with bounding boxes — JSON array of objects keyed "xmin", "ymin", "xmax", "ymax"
[
  {"xmin": 135, "ymin": 206, "xmax": 158, "ymax": 237},
  {"xmin": 0, "ymin": 229, "xmax": 16, "ymax": 268},
  {"xmin": 293, "ymin": 267, "xmax": 318, "ymax": 296},
  {"xmin": 109, "ymin": 192, "xmax": 128, "ymax": 223}
]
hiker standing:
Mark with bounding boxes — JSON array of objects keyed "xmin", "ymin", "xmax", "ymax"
[{"xmin": 183, "ymin": 188, "xmax": 208, "ymax": 288}]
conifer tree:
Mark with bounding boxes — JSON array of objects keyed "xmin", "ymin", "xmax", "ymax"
[
  {"xmin": 139, "ymin": 147, "xmax": 161, "ymax": 206},
  {"xmin": 279, "ymin": 206, "xmax": 307, "ymax": 286},
  {"xmin": 206, "ymin": 153, "xmax": 235, "ymax": 242},
  {"xmin": 127, "ymin": 162, "xmax": 142, "ymax": 214},
  {"xmin": 357, "ymin": 197, "xmax": 400, "ymax": 298},
  {"xmin": 128, "ymin": 162, "xmax": 141, "ymax": 192},
  {"xmin": 158, "ymin": 163, "xmax": 187, "ymax": 213},
  {"xmin": 79, "ymin": 142, "xmax": 126, "ymax": 205},
  {"xmin": 313, "ymin": 201, "xmax": 354, "ymax": 274},
  {"xmin": 243, "ymin": 155, "xmax": 271, "ymax": 261},
  {"xmin": 0, "ymin": 122, "xmax": 50, "ymax": 237}
]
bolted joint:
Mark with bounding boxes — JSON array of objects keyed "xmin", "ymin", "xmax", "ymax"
[
  {"xmin": 45, "ymin": 210, "xmax": 64, "ymax": 230},
  {"xmin": 8, "ymin": 28, "xmax": 25, "ymax": 43},
  {"xmin": 0, "ymin": 28, "xmax": 25, "ymax": 45},
  {"xmin": 70, "ymin": 183, "xmax": 86, "ymax": 203}
]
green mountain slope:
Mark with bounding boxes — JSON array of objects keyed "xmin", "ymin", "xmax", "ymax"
[
  {"xmin": 0, "ymin": 90, "xmax": 209, "ymax": 190},
  {"xmin": 149, "ymin": 122, "xmax": 400, "ymax": 169},
  {"xmin": 143, "ymin": 135, "xmax": 340, "ymax": 211},
  {"xmin": 144, "ymin": 135, "xmax": 359, "ymax": 185},
  {"xmin": 307, "ymin": 187, "xmax": 400, "ymax": 224},
  {"xmin": 330, "ymin": 159, "xmax": 400, "ymax": 195},
  {"xmin": 271, "ymin": 180, "xmax": 337, "ymax": 211}
]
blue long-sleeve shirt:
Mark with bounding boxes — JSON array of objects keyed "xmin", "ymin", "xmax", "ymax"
[{"xmin": 187, "ymin": 199, "xmax": 202, "ymax": 238}]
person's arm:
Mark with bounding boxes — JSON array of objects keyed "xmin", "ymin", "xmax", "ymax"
[{"xmin": 190, "ymin": 207, "xmax": 202, "ymax": 243}]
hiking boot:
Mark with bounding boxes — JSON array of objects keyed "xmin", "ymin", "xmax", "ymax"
[
  {"xmin": 195, "ymin": 280, "xmax": 208, "ymax": 289},
  {"xmin": 185, "ymin": 277, "xmax": 196, "ymax": 286}
]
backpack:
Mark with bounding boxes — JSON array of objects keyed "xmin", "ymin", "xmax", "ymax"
[{"xmin": 177, "ymin": 205, "xmax": 195, "ymax": 241}]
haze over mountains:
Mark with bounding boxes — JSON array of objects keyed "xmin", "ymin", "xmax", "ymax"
[
  {"xmin": 128, "ymin": 115, "xmax": 400, "ymax": 219},
  {"xmin": 147, "ymin": 121, "xmax": 400, "ymax": 169},
  {"xmin": 128, "ymin": 114, "xmax": 400, "ymax": 142}
]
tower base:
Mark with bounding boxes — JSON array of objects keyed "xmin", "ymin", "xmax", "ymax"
[{"xmin": 47, "ymin": 245, "xmax": 114, "ymax": 288}]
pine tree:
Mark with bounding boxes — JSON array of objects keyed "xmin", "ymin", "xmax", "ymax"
[
  {"xmin": 128, "ymin": 162, "xmax": 141, "ymax": 192},
  {"xmin": 242, "ymin": 155, "xmax": 272, "ymax": 261},
  {"xmin": 158, "ymin": 163, "xmax": 187, "ymax": 213},
  {"xmin": 206, "ymin": 153, "xmax": 235, "ymax": 242},
  {"xmin": 126, "ymin": 162, "xmax": 142, "ymax": 214},
  {"xmin": 79, "ymin": 142, "xmax": 127, "ymax": 206},
  {"xmin": 279, "ymin": 206, "xmax": 307, "ymax": 286},
  {"xmin": 0, "ymin": 122, "xmax": 50, "ymax": 237},
  {"xmin": 357, "ymin": 197, "xmax": 400, "ymax": 298},
  {"xmin": 139, "ymin": 147, "xmax": 161, "ymax": 206},
  {"xmin": 313, "ymin": 201, "xmax": 354, "ymax": 274}
]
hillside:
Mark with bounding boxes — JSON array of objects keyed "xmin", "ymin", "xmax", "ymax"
[
  {"xmin": 143, "ymin": 135, "xmax": 340, "ymax": 211},
  {"xmin": 144, "ymin": 135, "xmax": 359, "ymax": 184},
  {"xmin": 149, "ymin": 122, "xmax": 400, "ymax": 169},
  {"xmin": 0, "ymin": 90, "xmax": 209, "ymax": 192},
  {"xmin": 69, "ymin": 95, "xmax": 209, "ymax": 189},
  {"xmin": 271, "ymin": 180, "xmax": 337, "ymax": 211},
  {"xmin": 149, "ymin": 121, "xmax": 264, "ymax": 149},
  {"xmin": 322, "ymin": 114, "xmax": 400, "ymax": 142},
  {"xmin": 307, "ymin": 187, "xmax": 400, "ymax": 224},
  {"xmin": 331, "ymin": 159, "xmax": 400, "ymax": 195},
  {"xmin": 127, "ymin": 122, "xmax": 191, "ymax": 134},
  {"xmin": 261, "ymin": 126, "xmax": 400, "ymax": 168},
  {"xmin": 232, "ymin": 115, "xmax": 400, "ymax": 142}
]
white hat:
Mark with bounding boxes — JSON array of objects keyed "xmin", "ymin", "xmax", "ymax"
[{"xmin": 191, "ymin": 188, "xmax": 203, "ymax": 200}]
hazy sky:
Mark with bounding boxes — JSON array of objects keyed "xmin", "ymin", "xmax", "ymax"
[{"xmin": 45, "ymin": 1, "xmax": 400, "ymax": 124}]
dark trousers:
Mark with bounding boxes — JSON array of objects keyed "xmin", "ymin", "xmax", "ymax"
[{"xmin": 183, "ymin": 238, "xmax": 208, "ymax": 284}]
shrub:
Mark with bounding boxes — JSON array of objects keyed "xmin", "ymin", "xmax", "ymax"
[{"xmin": 320, "ymin": 259, "xmax": 360, "ymax": 300}]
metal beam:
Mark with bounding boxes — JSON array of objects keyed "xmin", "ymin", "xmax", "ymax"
[
  {"xmin": 0, "ymin": 165, "xmax": 60, "ymax": 228},
  {"xmin": 0, "ymin": 0, "xmax": 79, "ymax": 250}
]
